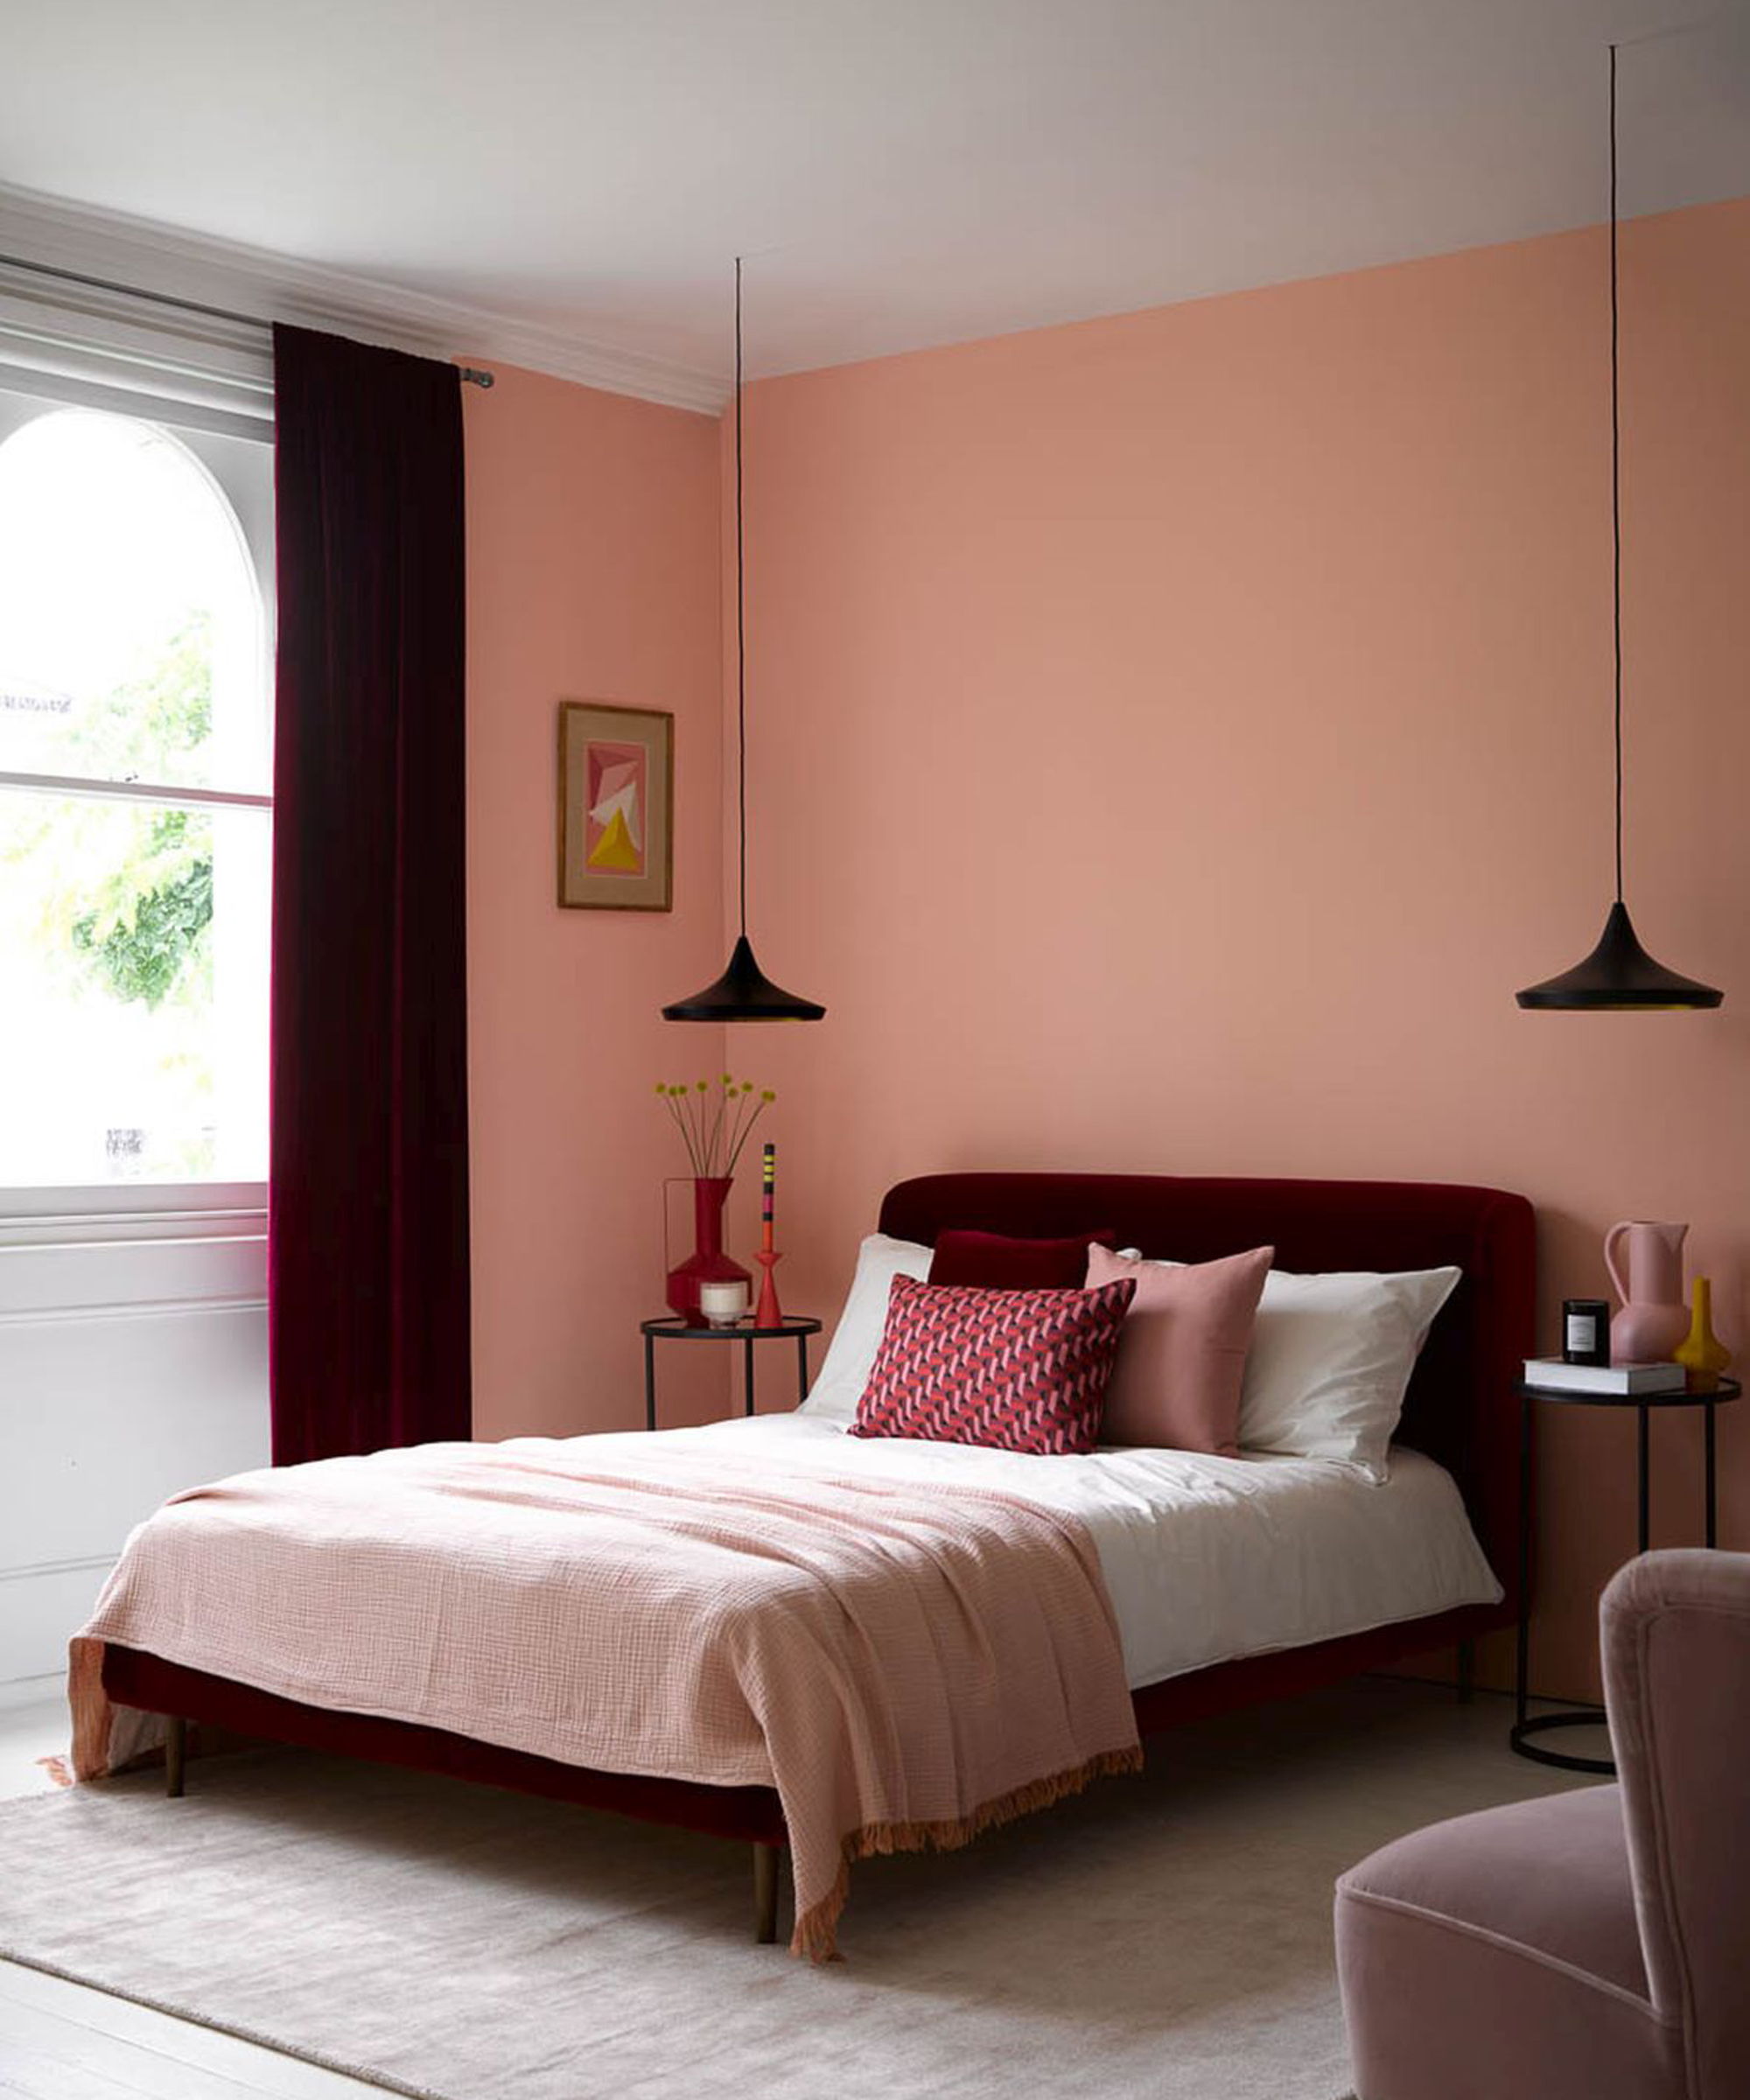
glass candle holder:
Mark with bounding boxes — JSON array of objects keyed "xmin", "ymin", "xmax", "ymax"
[{"xmin": 698, "ymin": 1278, "xmax": 750, "ymax": 1327}]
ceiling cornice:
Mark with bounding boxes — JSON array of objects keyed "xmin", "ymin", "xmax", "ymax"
[{"xmin": 0, "ymin": 179, "xmax": 727, "ymax": 416}]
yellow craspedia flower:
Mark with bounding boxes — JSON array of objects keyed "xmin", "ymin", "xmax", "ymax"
[{"xmin": 760, "ymin": 1089, "xmax": 776, "ymax": 1102}]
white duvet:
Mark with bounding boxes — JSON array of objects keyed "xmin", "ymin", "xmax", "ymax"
[{"xmin": 578, "ymin": 1412, "xmax": 1501, "ymax": 1691}]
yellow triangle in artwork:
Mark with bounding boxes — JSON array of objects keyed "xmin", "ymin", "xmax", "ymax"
[{"xmin": 588, "ymin": 806, "xmax": 641, "ymax": 872}]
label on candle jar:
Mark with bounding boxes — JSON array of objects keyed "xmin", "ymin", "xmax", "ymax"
[{"xmin": 1565, "ymin": 1312, "xmax": 1595, "ymax": 1353}]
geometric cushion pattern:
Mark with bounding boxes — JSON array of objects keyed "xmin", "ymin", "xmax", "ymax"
[{"xmin": 849, "ymin": 1275, "xmax": 1137, "ymax": 1457}]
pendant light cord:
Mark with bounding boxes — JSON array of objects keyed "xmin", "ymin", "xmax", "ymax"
[
  {"xmin": 1610, "ymin": 43, "xmax": 1624, "ymax": 905},
  {"xmin": 735, "ymin": 256, "xmax": 749, "ymax": 938}
]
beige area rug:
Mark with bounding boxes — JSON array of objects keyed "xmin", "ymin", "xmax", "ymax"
[{"xmin": 0, "ymin": 1680, "xmax": 1589, "ymax": 2100}]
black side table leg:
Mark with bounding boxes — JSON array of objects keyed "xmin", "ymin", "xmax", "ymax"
[
  {"xmin": 1516, "ymin": 1390, "xmax": 1531, "ymax": 1734},
  {"xmin": 1508, "ymin": 1387, "xmax": 1610, "ymax": 1773},
  {"xmin": 1511, "ymin": 1374, "xmax": 1613, "ymax": 1775},
  {"xmin": 796, "ymin": 1332, "xmax": 809, "ymax": 1406},
  {"xmin": 744, "ymin": 1334, "xmax": 756, "ymax": 1417},
  {"xmin": 1705, "ymin": 1400, "xmax": 1717, "ymax": 1549},
  {"xmin": 1638, "ymin": 1401, "xmax": 1650, "ymax": 1555},
  {"xmin": 644, "ymin": 1332, "xmax": 657, "ymax": 1434}
]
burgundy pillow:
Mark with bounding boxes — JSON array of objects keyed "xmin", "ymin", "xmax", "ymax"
[
  {"xmin": 850, "ymin": 1275, "xmax": 1136, "ymax": 1456},
  {"xmin": 1086, "ymin": 1242, "xmax": 1274, "ymax": 1455},
  {"xmin": 928, "ymin": 1227, "xmax": 1116, "ymax": 1289}
]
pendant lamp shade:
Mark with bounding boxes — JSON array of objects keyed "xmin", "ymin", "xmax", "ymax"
[
  {"xmin": 663, "ymin": 259, "xmax": 825, "ymax": 1024},
  {"xmin": 1515, "ymin": 43, "xmax": 1720, "ymax": 1014},
  {"xmin": 662, "ymin": 934, "xmax": 826, "ymax": 1023},
  {"xmin": 1516, "ymin": 901, "xmax": 1722, "ymax": 1011}
]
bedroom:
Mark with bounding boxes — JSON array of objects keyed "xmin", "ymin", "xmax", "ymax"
[{"xmin": 1, "ymin": 3, "xmax": 1746, "ymax": 2096}]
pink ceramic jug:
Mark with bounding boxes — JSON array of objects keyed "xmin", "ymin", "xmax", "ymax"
[{"xmin": 1603, "ymin": 1220, "xmax": 1690, "ymax": 1364}]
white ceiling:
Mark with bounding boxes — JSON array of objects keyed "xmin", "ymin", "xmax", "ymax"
[{"xmin": 3, "ymin": 0, "xmax": 1747, "ymax": 397}]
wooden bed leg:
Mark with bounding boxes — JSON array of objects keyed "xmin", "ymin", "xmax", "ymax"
[
  {"xmin": 752, "ymin": 1842, "xmax": 780, "ymax": 1945},
  {"xmin": 1456, "ymin": 1641, "xmax": 1474, "ymax": 1705},
  {"xmin": 164, "ymin": 1715, "xmax": 186, "ymax": 1798}
]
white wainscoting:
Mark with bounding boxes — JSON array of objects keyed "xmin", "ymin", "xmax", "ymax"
[{"xmin": 0, "ymin": 1197, "xmax": 268, "ymax": 1703}]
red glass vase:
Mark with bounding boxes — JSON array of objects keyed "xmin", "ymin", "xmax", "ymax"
[{"xmin": 665, "ymin": 1176, "xmax": 752, "ymax": 1327}]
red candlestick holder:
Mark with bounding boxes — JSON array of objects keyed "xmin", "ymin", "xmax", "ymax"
[{"xmin": 755, "ymin": 1140, "xmax": 782, "ymax": 1324}]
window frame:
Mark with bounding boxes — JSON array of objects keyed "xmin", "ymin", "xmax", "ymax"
[{"xmin": 0, "ymin": 370, "xmax": 276, "ymax": 1222}]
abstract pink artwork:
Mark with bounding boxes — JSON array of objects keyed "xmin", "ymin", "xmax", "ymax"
[{"xmin": 584, "ymin": 739, "xmax": 647, "ymax": 876}]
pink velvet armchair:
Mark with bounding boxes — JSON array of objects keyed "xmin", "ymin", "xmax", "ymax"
[{"xmin": 1335, "ymin": 1550, "xmax": 1750, "ymax": 2100}]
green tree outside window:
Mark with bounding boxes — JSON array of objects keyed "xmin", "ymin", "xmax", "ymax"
[{"xmin": 7, "ymin": 611, "xmax": 216, "ymax": 1012}]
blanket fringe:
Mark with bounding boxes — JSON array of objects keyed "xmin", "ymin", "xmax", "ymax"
[
  {"xmin": 67, "ymin": 1637, "xmax": 111, "ymax": 1782},
  {"xmin": 789, "ymin": 1742, "xmax": 1144, "ymax": 1961}
]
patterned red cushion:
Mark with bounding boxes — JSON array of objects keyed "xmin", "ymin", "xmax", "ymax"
[{"xmin": 849, "ymin": 1275, "xmax": 1137, "ymax": 1456}]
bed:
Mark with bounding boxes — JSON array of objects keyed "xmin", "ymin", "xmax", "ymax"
[{"xmin": 88, "ymin": 1171, "xmax": 1533, "ymax": 1948}]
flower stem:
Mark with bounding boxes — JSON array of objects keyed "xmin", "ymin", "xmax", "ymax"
[
  {"xmin": 724, "ymin": 1096, "xmax": 767, "ymax": 1178},
  {"xmin": 663, "ymin": 1093, "xmax": 702, "ymax": 1175}
]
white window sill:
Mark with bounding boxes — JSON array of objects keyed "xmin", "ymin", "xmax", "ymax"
[
  {"xmin": 0, "ymin": 1186, "xmax": 268, "ymax": 1320},
  {"xmin": 0, "ymin": 1183, "xmax": 266, "ymax": 1249}
]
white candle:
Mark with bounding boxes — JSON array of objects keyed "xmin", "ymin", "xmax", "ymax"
[{"xmin": 699, "ymin": 1279, "xmax": 749, "ymax": 1326}]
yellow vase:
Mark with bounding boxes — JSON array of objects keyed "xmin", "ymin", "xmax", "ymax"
[{"xmin": 1675, "ymin": 1278, "xmax": 1731, "ymax": 1392}]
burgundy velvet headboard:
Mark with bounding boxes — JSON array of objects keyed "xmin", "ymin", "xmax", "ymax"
[{"xmin": 878, "ymin": 1173, "xmax": 1535, "ymax": 1615}]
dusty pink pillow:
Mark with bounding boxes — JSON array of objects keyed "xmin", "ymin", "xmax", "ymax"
[{"xmin": 1087, "ymin": 1242, "xmax": 1274, "ymax": 1454}]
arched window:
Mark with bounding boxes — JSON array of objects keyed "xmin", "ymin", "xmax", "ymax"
[{"xmin": 0, "ymin": 390, "xmax": 272, "ymax": 1187}]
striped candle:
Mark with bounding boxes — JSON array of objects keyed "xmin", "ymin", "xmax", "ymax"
[{"xmin": 761, "ymin": 1141, "xmax": 775, "ymax": 1253}]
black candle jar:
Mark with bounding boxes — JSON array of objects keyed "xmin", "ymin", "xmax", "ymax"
[{"xmin": 1563, "ymin": 1298, "xmax": 1611, "ymax": 1367}]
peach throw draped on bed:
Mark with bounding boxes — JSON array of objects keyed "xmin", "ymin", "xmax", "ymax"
[{"xmin": 69, "ymin": 1440, "xmax": 1141, "ymax": 1956}]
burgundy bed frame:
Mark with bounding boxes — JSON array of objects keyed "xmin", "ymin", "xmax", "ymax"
[{"xmin": 104, "ymin": 1171, "xmax": 1534, "ymax": 1944}]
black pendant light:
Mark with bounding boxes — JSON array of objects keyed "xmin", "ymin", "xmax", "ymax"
[
  {"xmin": 663, "ymin": 260, "xmax": 825, "ymax": 1023},
  {"xmin": 1516, "ymin": 45, "xmax": 1720, "ymax": 1012}
]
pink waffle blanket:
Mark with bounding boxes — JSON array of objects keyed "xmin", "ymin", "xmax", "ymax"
[{"xmin": 70, "ymin": 1438, "xmax": 1141, "ymax": 1956}]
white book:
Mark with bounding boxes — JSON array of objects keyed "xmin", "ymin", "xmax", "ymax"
[{"xmin": 1523, "ymin": 1356, "xmax": 1688, "ymax": 1396}]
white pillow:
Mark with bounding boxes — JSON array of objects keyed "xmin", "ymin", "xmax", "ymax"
[
  {"xmin": 1240, "ymin": 1265, "xmax": 1460, "ymax": 1480},
  {"xmin": 800, "ymin": 1232, "xmax": 932, "ymax": 1419},
  {"xmin": 1116, "ymin": 1251, "xmax": 1460, "ymax": 1481}
]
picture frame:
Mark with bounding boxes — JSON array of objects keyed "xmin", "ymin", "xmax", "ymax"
[{"xmin": 556, "ymin": 699, "xmax": 674, "ymax": 912}]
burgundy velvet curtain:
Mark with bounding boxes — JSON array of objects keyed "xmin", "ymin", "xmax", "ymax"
[{"xmin": 269, "ymin": 324, "xmax": 471, "ymax": 1465}]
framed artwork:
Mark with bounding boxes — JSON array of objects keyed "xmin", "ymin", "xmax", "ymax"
[{"xmin": 556, "ymin": 700, "xmax": 673, "ymax": 912}]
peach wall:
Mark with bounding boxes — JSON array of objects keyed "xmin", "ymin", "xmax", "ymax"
[
  {"xmin": 465, "ymin": 364, "xmax": 728, "ymax": 1438},
  {"xmin": 731, "ymin": 199, "xmax": 1750, "ymax": 1701}
]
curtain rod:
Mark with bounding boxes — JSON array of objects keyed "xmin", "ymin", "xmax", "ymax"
[{"xmin": 0, "ymin": 248, "xmax": 495, "ymax": 387}]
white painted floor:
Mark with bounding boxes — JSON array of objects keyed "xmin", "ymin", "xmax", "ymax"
[
  {"xmin": 0, "ymin": 1698, "xmax": 68, "ymax": 1802},
  {"xmin": 0, "ymin": 1698, "xmax": 390, "ymax": 2099}
]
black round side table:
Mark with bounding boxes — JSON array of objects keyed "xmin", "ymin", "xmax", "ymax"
[
  {"xmin": 1513, "ymin": 1372, "xmax": 1740, "ymax": 1774},
  {"xmin": 640, "ymin": 1315, "xmax": 822, "ymax": 1432}
]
